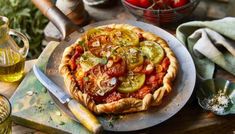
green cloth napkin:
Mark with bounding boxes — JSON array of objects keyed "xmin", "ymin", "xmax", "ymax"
[{"xmin": 176, "ymin": 17, "xmax": 235, "ymax": 80}]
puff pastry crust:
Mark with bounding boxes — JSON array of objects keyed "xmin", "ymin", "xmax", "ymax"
[{"xmin": 59, "ymin": 24, "xmax": 178, "ymax": 114}]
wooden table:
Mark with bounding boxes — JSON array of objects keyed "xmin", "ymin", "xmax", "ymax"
[
  {"xmin": 1, "ymin": 1, "xmax": 235, "ymax": 133},
  {"xmin": 1, "ymin": 61, "xmax": 235, "ymax": 134}
]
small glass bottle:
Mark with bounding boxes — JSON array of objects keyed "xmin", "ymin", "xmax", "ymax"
[{"xmin": 0, "ymin": 16, "xmax": 29, "ymax": 82}]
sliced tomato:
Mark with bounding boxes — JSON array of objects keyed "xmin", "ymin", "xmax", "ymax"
[
  {"xmin": 105, "ymin": 57, "xmax": 127, "ymax": 77},
  {"xmin": 131, "ymin": 86, "xmax": 151, "ymax": 99},
  {"xmin": 69, "ymin": 45, "xmax": 84, "ymax": 71},
  {"xmin": 87, "ymin": 35, "xmax": 111, "ymax": 57},
  {"xmin": 115, "ymin": 47, "xmax": 144, "ymax": 70},
  {"xmin": 82, "ymin": 65, "xmax": 118, "ymax": 102},
  {"xmin": 85, "ymin": 28, "xmax": 109, "ymax": 41},
  {"xmin": 118, "ymin": 73, "xmax": 146, "ymax": 93},
  {"xmin": 133, "ymin": 65, "xmax": 143, "ymax": 73},
  {"xmin": 79, "ymin": 51, "xmax": 102, "ymax": 72},
  {"xmin": 140, "ymin": 41, "xmax": 165, "ymax": 64},
  {"xmin": 110, "ymin": 29, "xmax": 139, "ymax": 46},
  {"xmin": 127, "ymin": 48, "xmax": 144, "ymax": 70}
]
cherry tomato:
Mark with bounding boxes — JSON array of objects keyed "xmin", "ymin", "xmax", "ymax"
[
  {"xmin": 154, "ymin": 0, "xmax": 172, "ymax": 9},
  {"xmin": 171, "ymin": 0, "xmax": 189, "ymax": 8},
  {"xmin": 126, "ymin": 0, "xmax": 140, "ymax": 7},
  {"xmin": 139, "ymin": 0, "xmax": 153, "ymax": 8}
]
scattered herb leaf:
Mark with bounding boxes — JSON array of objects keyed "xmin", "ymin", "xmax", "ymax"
[
  {"xmin": 59, "ymin": 121, "xmax": 65, "ymax": 125},
  {"xmin": 83, "ymin": 76, "xmax": 89, "ymax": 81},
  {"xmin": 100, "ymin": 57, "xmax": 108, "ymax": 65}
]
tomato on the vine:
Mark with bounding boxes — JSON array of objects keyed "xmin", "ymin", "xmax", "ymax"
[
  {"xmin": 126, "ymin": 0, "xmax": 141, "ymax": 7},
  {"xmin": 154, "ymin": 0, "xmax": 172, "ymax": 9},
  {"xmin": 139, "ymin": 0, "xmax": 153, "ymax": 8},
  {"xmin": 171, "ymin": 0, "xmax": 189, "ymax": 8}
]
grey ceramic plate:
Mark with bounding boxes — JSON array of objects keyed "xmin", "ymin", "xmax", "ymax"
[
  {"xmin": 197, "ymin": 78, "xmax": 235, "ymax": 115},
  {"xmin": 46, "ymin": 20, "xmax": 196, "ymax": 132}
]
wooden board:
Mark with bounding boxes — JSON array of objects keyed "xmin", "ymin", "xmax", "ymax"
[{"xmin": 10, "ymin": 41, "xmax": 91, "ymax": 134}]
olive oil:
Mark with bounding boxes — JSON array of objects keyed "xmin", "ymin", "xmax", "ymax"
[
  {"xmin": 0, "ymin": 48, "xmax": 25, "ymax": 82},
  {"xmin": 0, "ymin": 16, "xmax": 29, "ymax": 82}
]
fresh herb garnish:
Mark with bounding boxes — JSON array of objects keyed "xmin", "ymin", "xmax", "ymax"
[
  {"xmin": 59, "ymin": 121, "xmax": 65, "ymax": 125},
  {"xmin": 83, "ymin": 77, "xmax": 89, "ymax": 81},
  {"xmin": 106, "ymin": 115, "xmax": 122, "ymax": 128},
  {"xmin": 108, "ymin": 122, "xmax": 114, "ymax": 128},
  {"xmin": 100, "ymin": 57, "xmax": 108, "ymax": 65},
  {"xmin": 78, "ymin": 40, "xmax": 87, "ymax": 51},
  {"xmin": 78, "ymin": 40, "xmax": 85, "ymax": 46}
]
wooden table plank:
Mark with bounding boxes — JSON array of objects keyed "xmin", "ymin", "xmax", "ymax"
[{"xmin": 0, "ymin": 60, "xmax": 37, "ymax": 99}]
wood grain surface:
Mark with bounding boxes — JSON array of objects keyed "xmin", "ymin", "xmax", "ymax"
[{"xmin": 1, "ymin": 0, "xmax": 235, "ymax": 133}]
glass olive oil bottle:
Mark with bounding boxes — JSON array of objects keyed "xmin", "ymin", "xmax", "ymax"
[
  {"xmin": 0, "ymin": 48, "xmax": 26, "ymax": 82},
  {"xmin": 0, "ymin": 16, "xmax": 29, "ymax": 82}
]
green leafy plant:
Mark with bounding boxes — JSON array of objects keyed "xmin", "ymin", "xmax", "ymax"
[{"xmin": 0, "ymin": 0, "xmax": 48, "ymax": 58}]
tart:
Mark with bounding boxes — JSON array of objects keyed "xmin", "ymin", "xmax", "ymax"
[{"xmin": 59, "ymin": 24, "xmax": 178, "ymax": 114}]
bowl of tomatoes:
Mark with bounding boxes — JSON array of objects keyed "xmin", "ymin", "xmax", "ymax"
[{"xmin": 122, "ymin": 0, "xmax": 200, "ymax": 25}]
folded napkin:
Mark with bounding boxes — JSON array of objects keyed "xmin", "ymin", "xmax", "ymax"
[{"xmin": 176, "ymin": 17, "xmax": 235, "ymax": 80}]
